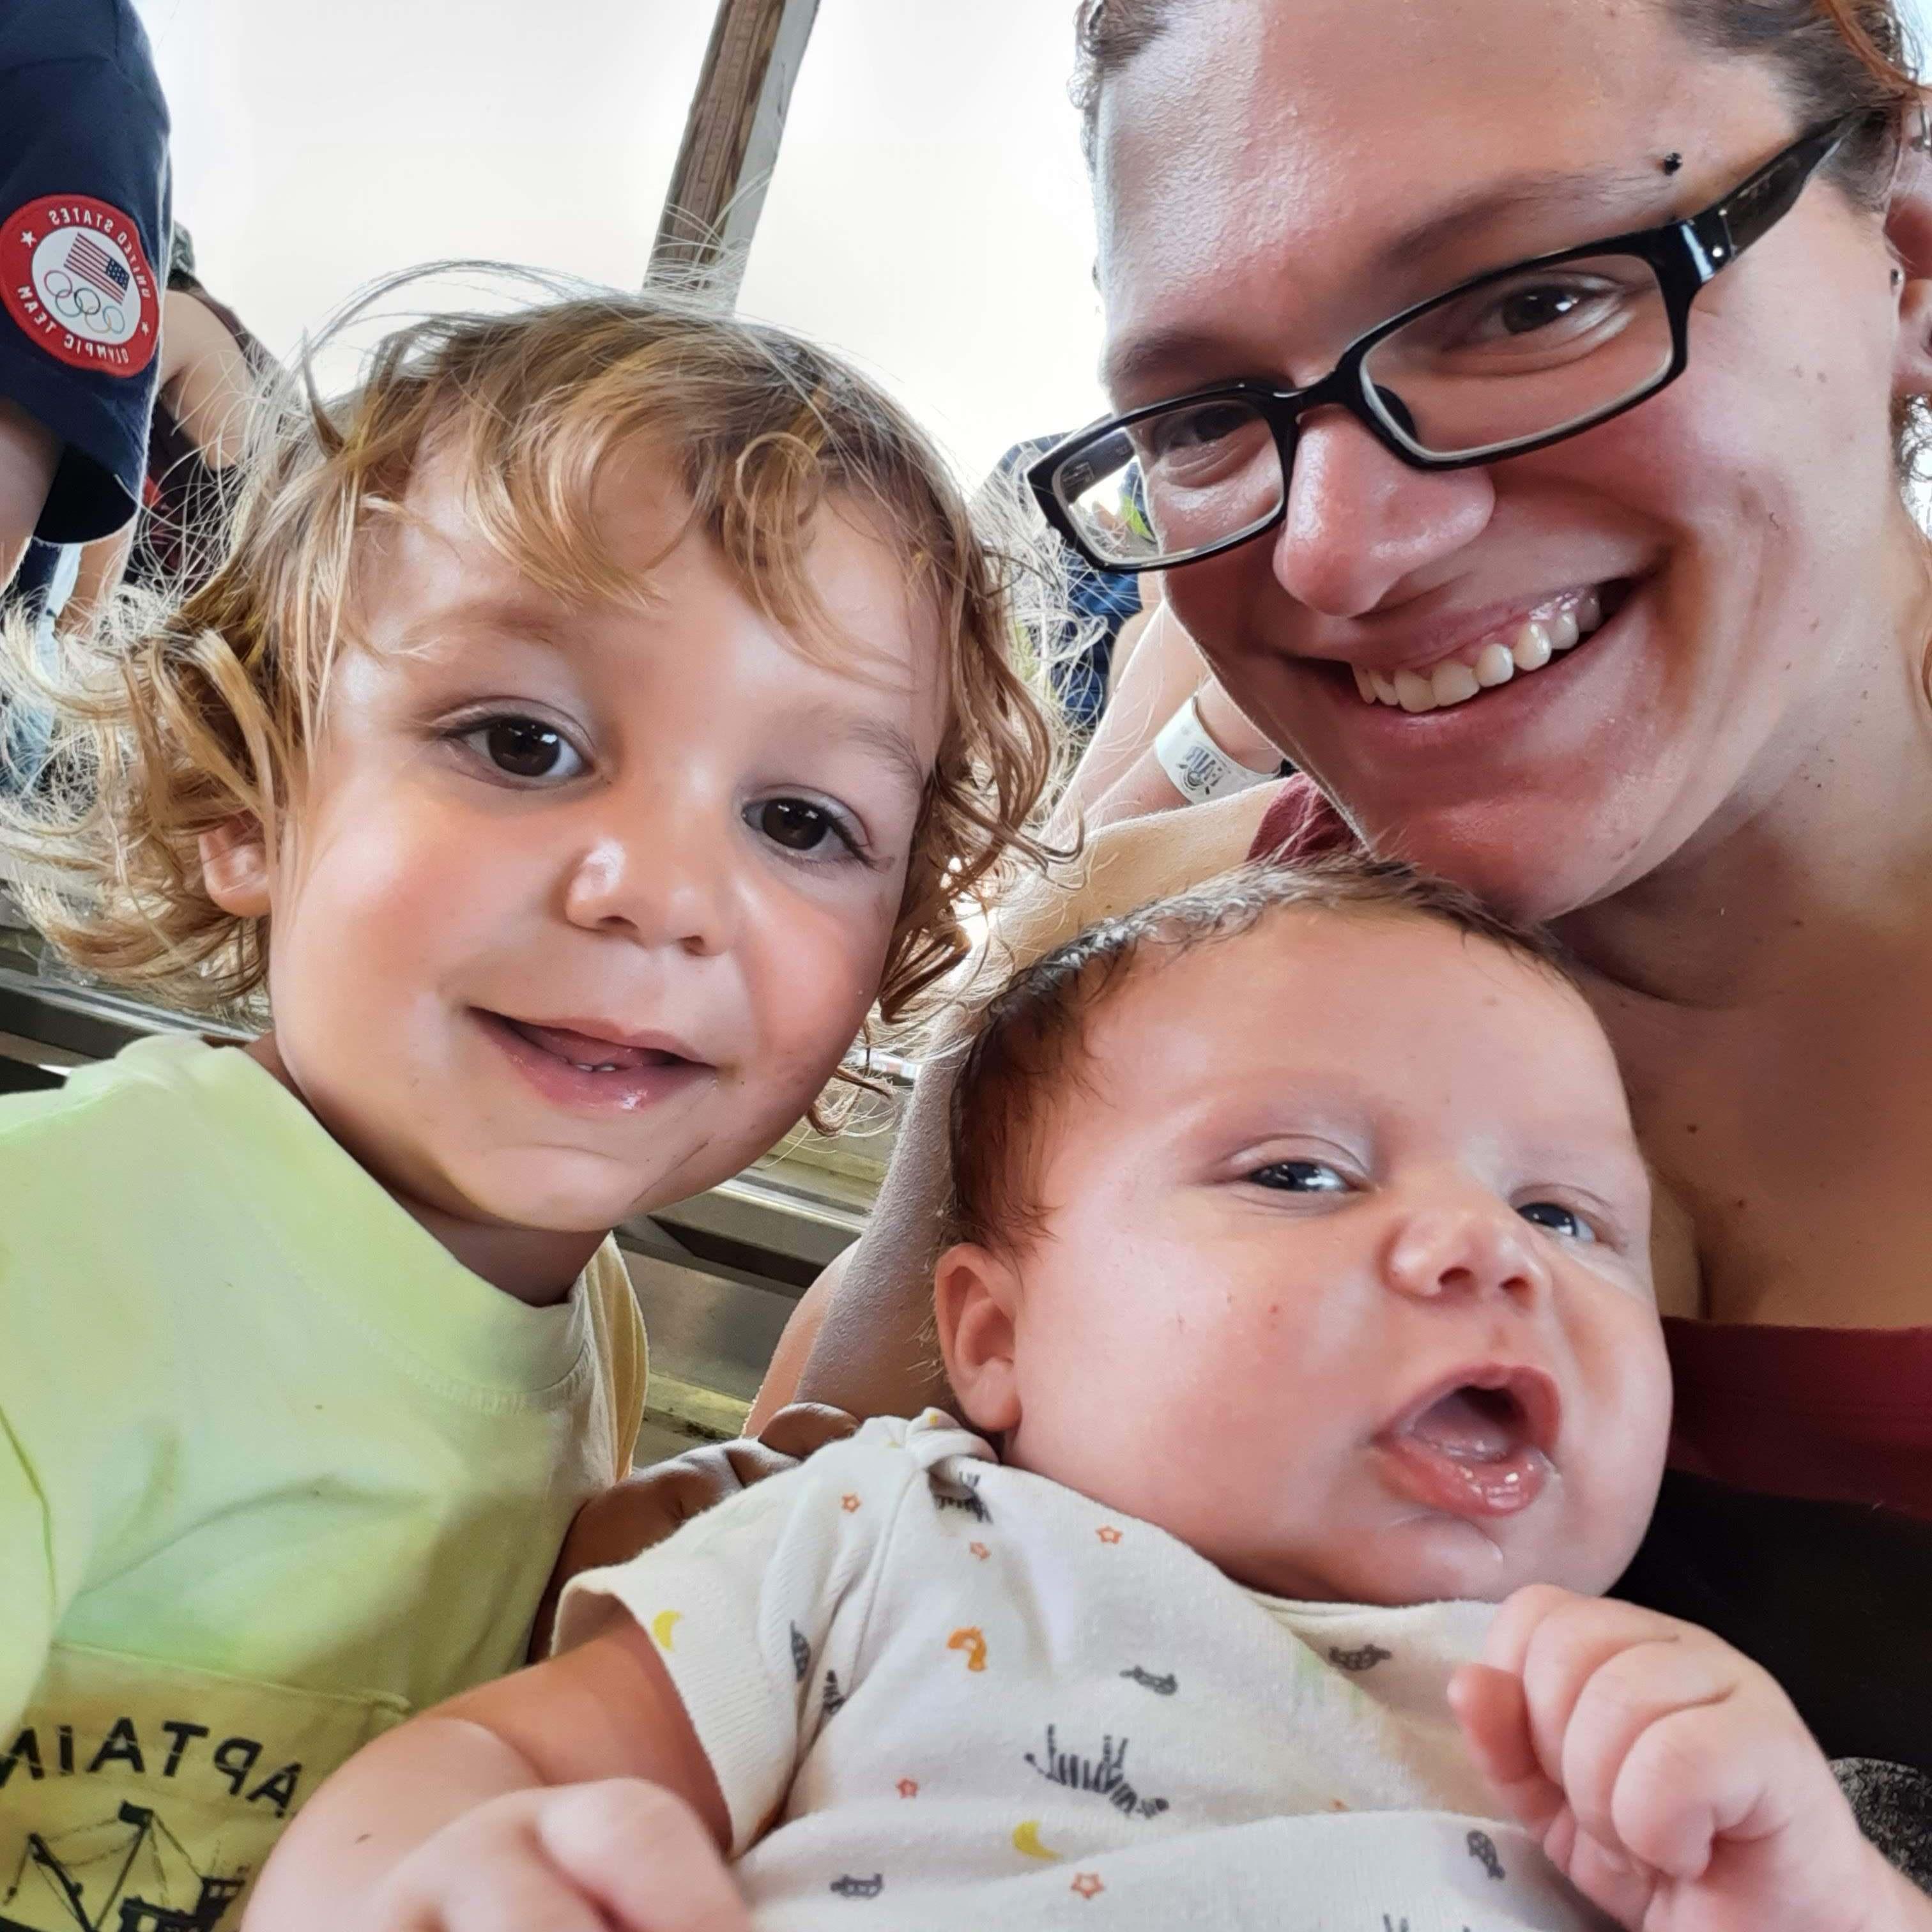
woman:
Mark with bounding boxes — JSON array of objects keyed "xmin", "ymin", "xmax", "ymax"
[{"xmin": 573, "ymin": 0, "xmax": 1932, "ymax": 1872}]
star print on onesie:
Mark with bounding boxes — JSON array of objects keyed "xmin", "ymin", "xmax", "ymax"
[{"xmin": 556, "ymin": 1413, "xmax": 1609, "ymax": 1929}]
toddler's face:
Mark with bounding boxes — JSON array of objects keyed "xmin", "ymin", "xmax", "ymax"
[
  {"xmin": 212, "ymin": 443, "xmax": 946, "ymax": 1294},
  {"xmin": 941, "ymin": 911, "xmax": 1670, "ymax": 1604}
]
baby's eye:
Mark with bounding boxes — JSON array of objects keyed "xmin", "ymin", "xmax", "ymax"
[
  {"xmin": 465, "ymin": 717, "xmax": 586, "ymax": 783},
  {"xmin": 749, "ymin": 797, "xmax": 861, "ymax": 861},
  {"xmin": 1518, "ymin": 1200, "xmax": 1596, "ymax": 1243},
  {"xmin": 1248, "ymin": 1160, "xmax": 1351, "ymax": 1195}
]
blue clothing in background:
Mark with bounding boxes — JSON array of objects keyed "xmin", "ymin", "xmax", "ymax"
[
  {"xmin": 997, "ymin": 433, "xmax": 1142, "ymax": 733},
  {"xmin": 0, "ymin": 0, "xmax": 172, "ymax": 545}
]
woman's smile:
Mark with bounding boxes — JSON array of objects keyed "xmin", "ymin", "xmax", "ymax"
[{"xmin": 1344, "ymin": 582, "xmax": 1616, "ymax": 713}]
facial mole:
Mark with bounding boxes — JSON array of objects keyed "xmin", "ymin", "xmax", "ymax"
[{"xmin": 1661, "ymin": 152, "xmax": 1683, "ymax": 176}]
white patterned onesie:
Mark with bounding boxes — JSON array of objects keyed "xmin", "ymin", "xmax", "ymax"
[{"xmin": 558, "ymin": 1413, "xmax": 1611, "ymax": 1931}]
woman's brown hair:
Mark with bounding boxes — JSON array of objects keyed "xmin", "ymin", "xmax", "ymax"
[{"xmin": 1073, "ymin": 0, "xmax": 1923, "ymax": 164}]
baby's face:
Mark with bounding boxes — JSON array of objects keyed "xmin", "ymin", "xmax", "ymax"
[
  {"xmin": 946, "ymin": 911, "xmax": 1669, "ymax": 1605},
  {"xmin": 213, "ymin": 443, "xmax": 945, "ymax": 1293}
]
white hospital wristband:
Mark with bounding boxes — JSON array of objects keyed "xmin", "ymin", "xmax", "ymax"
[{"xmin": 1153, "ymin": 694, "xmax": 1280, "ymax": 805}]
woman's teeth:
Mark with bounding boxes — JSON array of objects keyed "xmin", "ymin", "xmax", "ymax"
[{"xmin": 1353, "ymin": 590, "xmax": 1604, "ymax": 715}]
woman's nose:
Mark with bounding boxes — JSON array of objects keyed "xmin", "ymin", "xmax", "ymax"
[
  {"xmin": 561, "ymin": 809, "xmax": 737, "ymax": 956},
  {"xmin": 1383, "ymin": 1202, "xmax": 1552, "ymax": 1308},
  {"xmin": 1270, "ymin": 410, "xmax": 1494, "ymax": 618}
]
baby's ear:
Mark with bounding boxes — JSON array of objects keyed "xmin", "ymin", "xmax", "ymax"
[
  {"xmin": 199, "ymin": 816, "xmax": 271, "ymax": 918},
  {"xmin": 933, "ymin": 1242, "xmax": 1022, "ymax": 1436}
]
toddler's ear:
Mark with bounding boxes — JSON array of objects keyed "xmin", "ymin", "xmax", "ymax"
[
  {"xmin": 933, "ymin": 1242, "xmax": 1022, "ymax": 1436},
  {"xmin": 199, "ymin": 817, "xmax": 271, "ymax": 917}
]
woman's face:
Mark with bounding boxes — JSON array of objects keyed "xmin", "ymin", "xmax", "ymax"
[{"xmin": 1096, "ymin": 0, "xmax": 1917, "ymax": 919}]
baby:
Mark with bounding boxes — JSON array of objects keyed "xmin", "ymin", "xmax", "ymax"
[
  {"xmin": 249, "ymin": 862, "xmax": 1925, "ymax": 1932},
  {"xmin": 0, "ymin": 288, "xmax": 1052, "ymax": 1920}
]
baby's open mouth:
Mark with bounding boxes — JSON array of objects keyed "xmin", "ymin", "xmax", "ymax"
[
  {"xmin": 1375, "ymin": 1365, "xmax": 1561, "ymax": 1521},
  {"xmin": 1346, "ymin": 581, "xmax": 1632, "ymax": 716}
]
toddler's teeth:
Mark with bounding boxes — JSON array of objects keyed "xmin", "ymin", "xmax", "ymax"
[
  {"xmin": 1353, "ymin": 664, "xmax": 1377, "ymax": 703},
  {"xmin": 1547, "ymin": 608, "xmax": 1581, "ymax": 650},
  {"xmin": 1430, "ymin": 660, "xmax": 1479, "ymax": 707},
  {"xmin": 1512, "ymin": 620, "xmax": 1552, "ymax": 671},
  {"xmin": 1475, "ymin": 641, "xmax": 1515, "ymax": 687},
  {"xmin": 1575, "ymin": 588, "xmax": 1603, "ymax": 631},
  {"xmin": 1395, "ymin": 670, "xmax": 1436, "ymax": 714},
  {"xmin": 1372, "ymin": 671, "xmax": 1400, "ymax": 706}
]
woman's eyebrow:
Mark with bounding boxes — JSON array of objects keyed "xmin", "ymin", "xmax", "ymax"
[
  {"xmin": 1366, "ymin": 160, "xmax": 1678, "ymax": 280},
  {"xmin": 1103, "ymin": 160, "xmax": 1671, "ymax": 397}
]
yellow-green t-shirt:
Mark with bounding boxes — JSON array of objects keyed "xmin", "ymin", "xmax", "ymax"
[{"xmin": 0, "ymin": 1034, "xmax": 647, "ymax": 1927}]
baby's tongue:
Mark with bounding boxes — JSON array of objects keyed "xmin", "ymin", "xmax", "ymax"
[{"xmin": 1406, "ymin": 1387, "xmax": 1517, "ymax": 1464}]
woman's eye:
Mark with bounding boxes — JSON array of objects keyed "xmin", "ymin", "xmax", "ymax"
[
  {"xmin": 466, "ymin": 717, "xmax": 585, "ymax": 783},
  {"xmin": 1151, "ymin": 404, "xmax": 1245, "ymax": 456},
  {"xmin": 1249, "ymin": 1160, "xmax": 1351, "ymax": 1195},
  {"xmin": 751, "ymin": 797, "xmax": 858, "ymax": 860},
  {"xmin": 1494, "ymin": 284, "xmax": 1585, "ymax": 336},
  {"xmin": 1519, "ymin": 1200, "xmax": 1597, "ymax": 1243}
]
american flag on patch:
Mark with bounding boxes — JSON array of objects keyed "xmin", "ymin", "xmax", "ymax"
[{"xmin": 64, "ymin": 232, "xmax": 130, "ymax": 301}]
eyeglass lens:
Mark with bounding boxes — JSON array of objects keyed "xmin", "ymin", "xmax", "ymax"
[{"xmin": 1057, "ymin": 252, "xmax": 1675, "ymax": 568}]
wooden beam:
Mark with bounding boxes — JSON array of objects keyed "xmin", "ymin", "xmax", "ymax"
[{"xmin": 649, "ymin": 0, "xmax": 823, "ymax": 302}]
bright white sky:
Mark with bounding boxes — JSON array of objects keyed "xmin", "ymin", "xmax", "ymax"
[
  {"xmin": 129, "ymin": 0, "xmax": 1932, "ymax": 486},
  {"xmin": 128, "ymin": 0, "xmax": 1110, "ymax": 487}
]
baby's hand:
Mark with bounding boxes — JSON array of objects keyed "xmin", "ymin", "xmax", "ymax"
[
  {"xmin": 372, "ymin": 1779, "xmax": 749, "ymax": 1931},
  {"xmin": 1450, "ymin": 1585, "xmax": 1917, "ymax": 1932}
]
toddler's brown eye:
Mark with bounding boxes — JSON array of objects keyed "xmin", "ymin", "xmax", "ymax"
[
  {"xmin": 758, "ymin": 799, "xmax": 836, "ymax": 852},
  {"xmin": 482, "ymin": 719, "xmax": 577, "ymax": 780}
]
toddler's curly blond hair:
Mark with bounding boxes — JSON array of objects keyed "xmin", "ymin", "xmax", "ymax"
[{"xmin": 0, "ymin": 284, "xmax": 1062, "ymax": 1033}]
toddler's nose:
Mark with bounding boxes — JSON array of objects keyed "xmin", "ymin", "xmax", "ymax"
[
  {"xmin": 1382, "ymin": 1202, "xmax": 1552, "ymax": 1308},
  {"xmin": 562, "ymin": 814, "xmax": 735, "ymax": 956}
]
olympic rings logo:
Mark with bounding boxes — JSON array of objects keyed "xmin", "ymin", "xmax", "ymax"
[{"xmin": 38, "ymin": 268, "xmax": 126, "ymax": 339}]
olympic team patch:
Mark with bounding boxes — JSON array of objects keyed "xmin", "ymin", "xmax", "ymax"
[{"xmin": 1, "ymin": 194, "xmax": 158, "ymax": 376}]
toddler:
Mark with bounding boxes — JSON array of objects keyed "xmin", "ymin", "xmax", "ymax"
[
  {"xmin": 250, "ymin": 862, "xmax": 1926, "ymax": 1931},
  {"xmin": 0, "ymin": 289, "xmax": 1052, "ymax": 1925}
]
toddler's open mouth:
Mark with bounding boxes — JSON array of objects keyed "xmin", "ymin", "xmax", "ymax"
[
  {"xmin": 476, "ymin": 1011, "xmax": 713, "ymax": 1113},
  {"xmin": 1373, "ymin": 1364, "xmax": 1560, "ymax": 1521}
]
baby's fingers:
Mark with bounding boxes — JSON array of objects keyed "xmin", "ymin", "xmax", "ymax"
[
  {"xmin": 1450, "ymin": 1663, "xmax": 1564, "ymax": 1837},
  {"xmin": 1560, "ymin": 1636, "xmax": 1742, "ymax": 1867},
  {"xmin": 1605, "ymin": 1692, "xmax": 1811, "ymax": 1882}
]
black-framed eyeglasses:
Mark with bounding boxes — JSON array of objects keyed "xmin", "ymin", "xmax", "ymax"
[{"xmin": 1029, "ymin": 115, "xmax": 1860, "ymax": 573}]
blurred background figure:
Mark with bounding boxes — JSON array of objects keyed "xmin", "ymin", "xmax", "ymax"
[
  {"xmin": 0, "ymin": 0, "xmax": 171, "ymax": 800},
  {"xmin": 994, "ymin": 428, "xmax": 1145, "ymax": 735},
  {"xmin": 0, "ymin": 0, "xmax": 171, "ymax": 603},
  {"xmin": 62, "ymin": 223, "xmax": 273, "ymax": 626}
]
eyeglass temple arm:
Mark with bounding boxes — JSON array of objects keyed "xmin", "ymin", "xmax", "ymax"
[{"xmin": 1689, "ymin": 121, "xmax": 1853, "ymax": 280}]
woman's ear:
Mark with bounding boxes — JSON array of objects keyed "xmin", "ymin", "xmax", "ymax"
[
  {"xmin": 934, "ymin": 1241, "xmax": 1023, "ymax": 1436},
  {"xmin": 199, "ymin": 816, "xmax": 271, "ymax": 918},
  {"xmin": 1887, "ymin": 131, "xmax": 1932, "ymax": 401}
]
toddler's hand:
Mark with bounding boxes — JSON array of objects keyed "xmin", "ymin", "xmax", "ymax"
[
  {"xmin": 373, "ymin": 1779, "xmax": 749, "ymax": 1932},
  {"xmin": 1450, "ymin": 1584, "xmax": 1918, "ymax": 1932}
]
